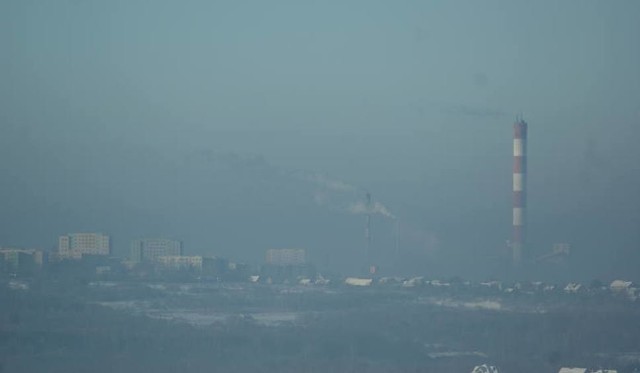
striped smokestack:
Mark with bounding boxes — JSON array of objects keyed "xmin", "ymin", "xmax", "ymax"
[
  {"xmin": 365, "ymin": 192, "xmax": 372, "ymax": 268},
  {"xmin": 512, "ymin": 117, "xmax": 527, "ymax": 265}
]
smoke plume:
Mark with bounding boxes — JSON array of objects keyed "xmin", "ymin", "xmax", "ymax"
[
  {"xmin": 348, "ymin": 201, "xmax": 397, "ymax": 220},
  {"xmin": 299, "ymin": 173, "xmax": 397, "ymax": 219}
]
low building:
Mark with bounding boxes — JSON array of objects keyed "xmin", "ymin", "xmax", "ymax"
[
  {"xmin": 610, "ymin": 280, "xmax": 633, "ymax": 292},
  {"xmin": 471, "ymin": 364, "xmax": 499, "ymax": 373},
  {"xmin": 610, "ymin": 280, "xmax": 637, "ymax": 301},
  {"xmin": 564, "ymin": 282, "xmax": 583, "ymax": 293},
  {"xmin": 156, "ymin": 255, "xmax": 203, "ymax": 271},
  {"xmin": 402, "ymin": 276, "xmax": 424, "ymax": 288},
  {"xmin": 558, "ymin": 369, "xmax": 617, "ymax": 373},
  {"xmin": 260, "ymin": 263, "xmax": 316, "ymax": 283},
  {"xmin": 344, "ymin": 277, "xmax": 372, "ymax": 287}
]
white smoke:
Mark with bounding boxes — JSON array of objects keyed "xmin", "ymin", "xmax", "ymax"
[
  {"xmin": 348, "ymin": 201, "xmax": 396, "ymax": 220},
  {"xmin": 299, "ymin": 172, "xmax": 397, "ymax": 220}
]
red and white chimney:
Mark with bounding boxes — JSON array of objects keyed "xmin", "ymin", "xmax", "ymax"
[{"xmin": 512, "ymin": 118, "xmax": 527, "ymax": 265}]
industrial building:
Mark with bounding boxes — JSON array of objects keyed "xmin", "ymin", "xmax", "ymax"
[{"xmin": 58, "ymin": 233, "xmax": 110, "ymax": 259}]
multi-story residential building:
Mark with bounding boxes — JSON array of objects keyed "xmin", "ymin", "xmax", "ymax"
[
  {"xmin": 58, "ymin": 233, "xmax": 110, "ymax": 259},
  {"xmin": 202, "ymin": 256, "xmax": 229, "ymax": 276},
  {"xmin": 0, "ymin": 248, "xmax": 46, "ymax": 274},
  {"xmin": 265, "ymin": 248, "xmax": 306, "ymax": 266},
  {"xmin": 262, "ymin": 249, "xmax": 313, "ymax": 283},
  {"xmin": 130, "ymin": 238, "xmax": 183, "ymax": 263}
]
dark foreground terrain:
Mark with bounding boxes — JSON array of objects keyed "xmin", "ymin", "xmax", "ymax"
[{"xmin": 1, "ymin": 279, "xmax": 639, "ymax": 373}]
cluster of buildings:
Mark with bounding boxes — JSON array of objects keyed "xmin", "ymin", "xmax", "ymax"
[
  {"xmin": 2, "ymin": 233, "xmax": 320, "ymax": 283},
  {"xmin": 1, "ymin": 231, "xmax": 318, "ymax": 283},
  {"xmin": 0, "ymin": 232, "xmax": 245, "ymax": 279},
  {"xmin": 126, "ymin": 237, "xmax": 236, "ymax": 278}
]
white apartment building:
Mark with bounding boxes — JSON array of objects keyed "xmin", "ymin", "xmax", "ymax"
[
  {"xmin": 265, "ymin": 248, "xmax": 306, "ymax": 266},
  {"xmin": 58, "ymin": 233, "xmax": 110, "ymax": 259}
]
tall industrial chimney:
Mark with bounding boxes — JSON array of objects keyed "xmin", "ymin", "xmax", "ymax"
[
  {"xmin": 512, "ymin": 117, "xmax": 528, "ymax": 265},
  {"xmin": 365, "ymin": 192, "xmax": 372, "ymax": 268}
]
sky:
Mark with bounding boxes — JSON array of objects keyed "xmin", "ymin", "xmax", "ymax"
[{"xmin": 1, "ymin": 0, "xmax": 639, "ymax": 280}]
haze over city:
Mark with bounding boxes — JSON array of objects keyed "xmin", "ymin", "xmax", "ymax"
[
  {"xmin": 1, "ymin": 2, "xmax": 639, "ymax": 371},
  {"xmin": 3, "ymin": 0, "xmax": 639, "ymax": 280}
]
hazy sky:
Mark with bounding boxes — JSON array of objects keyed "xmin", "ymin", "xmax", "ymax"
[{"xmin": 1, "ymin": 0, "xmax": 639, "ymax": 279}]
